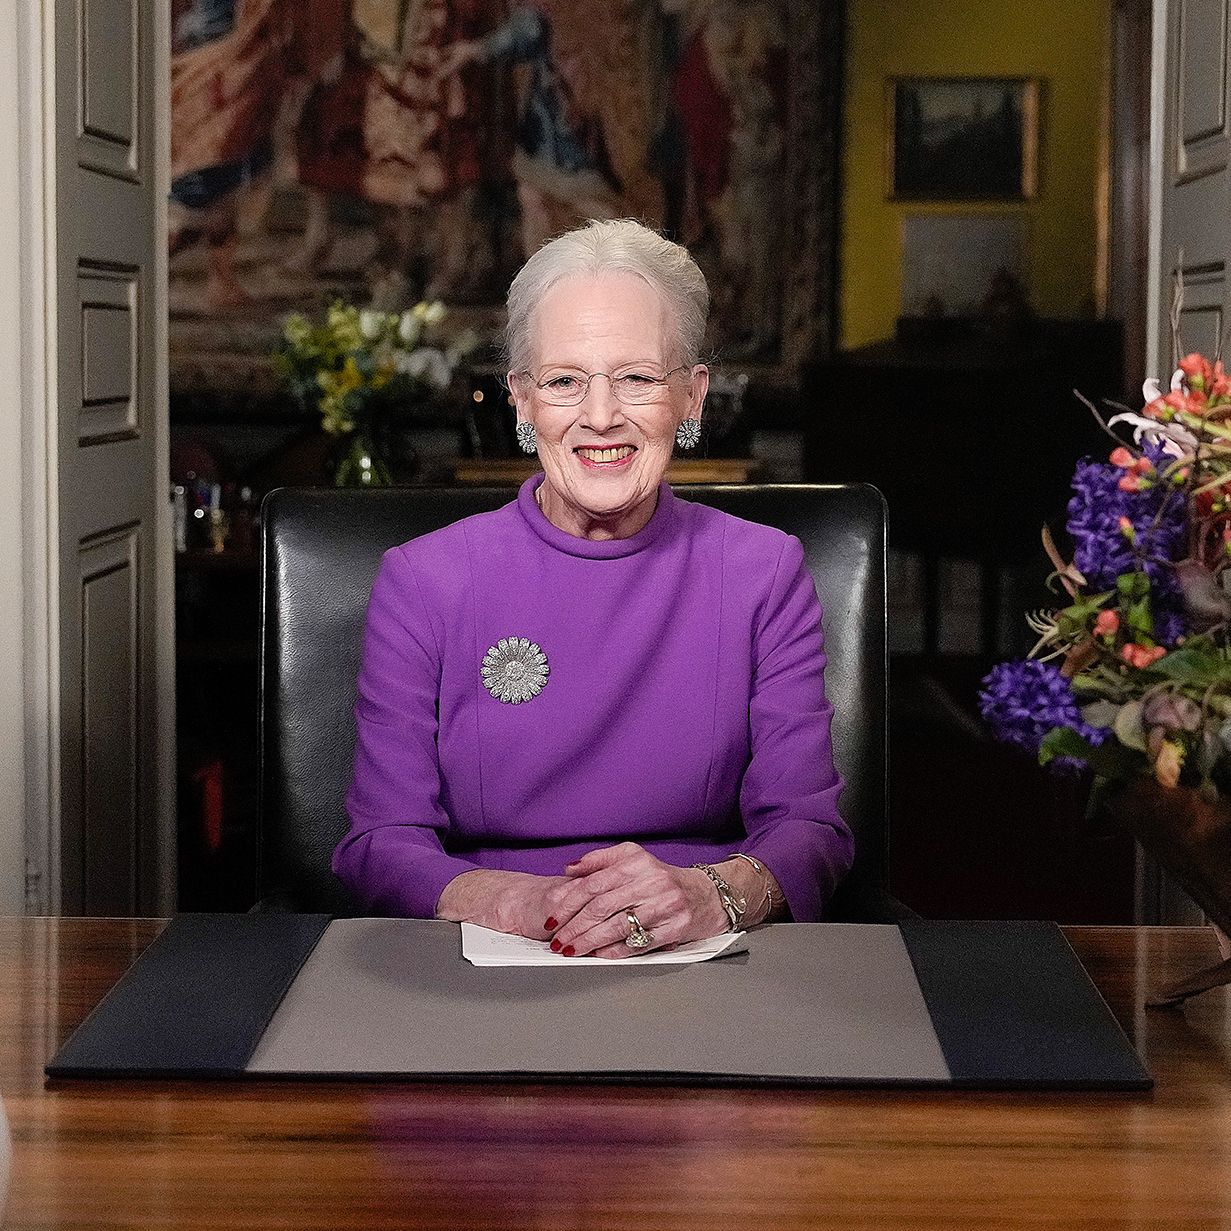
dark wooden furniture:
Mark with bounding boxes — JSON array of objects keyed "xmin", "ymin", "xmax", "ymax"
[
  {"xmin": 5, "ymin": 918, "xmax": 1231, "ymax": 1229},
  {"xmin": 806, "ymin": 321, "xmax": 1138, "ymax": 925},
  {"xmin": 805, "ymin": 320, "xmax": 1124, "ymax": 655}
]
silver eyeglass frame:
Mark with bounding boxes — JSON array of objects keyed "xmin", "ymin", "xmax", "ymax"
[{"xmin": 515, "ymin": 364, "xmax": 693, "ymax": 407}]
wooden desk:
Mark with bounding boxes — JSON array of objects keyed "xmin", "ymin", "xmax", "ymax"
[{"xmin": 3, "ymin": 920, "xmax": 1230, "ymax": 1230}]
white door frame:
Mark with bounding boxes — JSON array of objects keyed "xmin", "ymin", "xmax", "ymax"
[
  {"xmin": 0, "ymin": 0, "xmax": 57, "ymax": 916},
  {"xmin": 153, "ymin": 0, "xmax": 176, "ymax": 919},
  {"xmin": 1145, "ymin": 0, "xmax": 1169, "ymax": 378},
  {"xmin": 0, "ymin": 0, "xmax": 37, "ymax": 914},
  {"xmin": 0, "ymin": 0, "xmax": 175, "ymax": 916}
]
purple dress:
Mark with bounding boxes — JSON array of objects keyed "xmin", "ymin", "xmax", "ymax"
[{"xmin": 334, "ymin": 474, "xmax": 854, "ymax": 920}]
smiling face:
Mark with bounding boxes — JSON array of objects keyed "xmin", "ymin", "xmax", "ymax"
[{"xmin": 508, "ymin": 272, "xmax": 708, "ymax": 540}]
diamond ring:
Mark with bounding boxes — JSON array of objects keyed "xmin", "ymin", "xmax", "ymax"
[{"xmin": 624, "ymin": 909, "xmax": 653, "ymax": 949}]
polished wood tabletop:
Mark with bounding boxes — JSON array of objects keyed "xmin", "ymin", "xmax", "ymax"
[{"xmin": 2, "ymin": 919, "xmax": 1230, "ymax": 1230}]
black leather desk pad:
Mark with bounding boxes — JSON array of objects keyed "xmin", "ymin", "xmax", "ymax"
[
  {"xmin": 46, "ymin": 915, "xmax": 1151, "ymax": 1089},
  {"xmin": 47, "ymin": 912, "xmax": 330, "ymax": 1077}
]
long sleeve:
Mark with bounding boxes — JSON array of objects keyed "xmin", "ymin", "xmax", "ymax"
[
  {"xmin": 332, "ymin": 546, "xmax": 479, "ymax": 918},
  {"xmin": 737, "ymin": 535, "xmax": 854, "ymax": 921}
]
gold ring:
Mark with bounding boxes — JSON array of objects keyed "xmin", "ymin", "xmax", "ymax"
[{"xmin": 625, "ymin": 909, "xmax": 653, "ymax": 949}]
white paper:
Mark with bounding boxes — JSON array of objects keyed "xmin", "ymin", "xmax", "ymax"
[{"xmin": 460, "ymin": 923, "xmax": 747, "ymax": 966}]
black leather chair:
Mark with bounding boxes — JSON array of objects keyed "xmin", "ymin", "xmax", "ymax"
[{"xmin": 259, "ymin": 484, "xmax": 904, "ymax": 921}]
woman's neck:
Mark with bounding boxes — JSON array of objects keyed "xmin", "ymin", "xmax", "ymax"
[{"xmin": 535, "ymin": 478, "xmax": 659, "ymax": 541}]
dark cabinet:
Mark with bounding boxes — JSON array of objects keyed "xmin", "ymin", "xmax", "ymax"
[{"xmin": 805, "ymin": 319, "xmax": 1124, "ymax": 654}]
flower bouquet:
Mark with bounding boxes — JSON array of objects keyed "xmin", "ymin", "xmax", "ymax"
[
  {"xmin": 980, "ymin": 352, "xmax": 1231, "ymax": 1004},
  {"xmin": 274, "ymin": 301, "xmax": 475, "ymax": 486}
]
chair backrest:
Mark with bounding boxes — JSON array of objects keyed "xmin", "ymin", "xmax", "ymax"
[{"xmin": 260, "ymin": 484, "xmax": 888, "ymax": 918}]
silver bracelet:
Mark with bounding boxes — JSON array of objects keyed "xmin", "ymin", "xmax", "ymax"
[{"xmin": 690, "ymin": 863, "xmax": 746, "ymax": 931}]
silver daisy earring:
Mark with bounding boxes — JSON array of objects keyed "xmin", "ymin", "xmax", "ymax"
[
  {"xmin": 675, "ymin": 417, "xmax": 701, "ymax": 450},
  {"xmin": 515, "ymin": 421, "xmax": 538, "ymax": 454}
]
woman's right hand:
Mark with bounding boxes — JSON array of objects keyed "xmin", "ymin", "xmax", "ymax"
[{"xmin": 435, "ymin": 868, "xmax": 570, "ymax": 939}]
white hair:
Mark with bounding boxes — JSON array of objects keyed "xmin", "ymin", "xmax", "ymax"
[{"xmin": 504, "ymin": 219, "xmax": 710, "ymax": 373}]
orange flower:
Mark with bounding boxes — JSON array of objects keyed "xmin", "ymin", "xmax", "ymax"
[
  {"xmin": 1121, "ymin": 644, "xmax": 1166, "ymax": 670},
  {"xmin": 1166, "ymin": 390, "xmax": 1206, "ymax": 414},
  {"xmin": 1179, "ymin": 352, "xmax": 1214, "ymax": 391},
  {"xmin": 1094, "ymin": 610, "xmax": 1120, "ymax": 637},
  {"xmin": 1212, "ymin": 360, "xmax": 1231, "ymax": 399},
  {"xmin": 1109, "ymin": 446, "xmax": 1135, "ymax": 468}
]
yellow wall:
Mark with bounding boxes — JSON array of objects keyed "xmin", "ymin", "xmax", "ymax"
[{"xmin": 839, "ymin": 0, "xmax": 1110, "ymax": 350}]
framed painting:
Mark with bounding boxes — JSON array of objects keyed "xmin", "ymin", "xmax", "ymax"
[
  {"xmin": 167, "ymin": 0, "xmax": 845, "ymax": 404},
  {"xmin": 886, "ymin": 77, "xmax": 1040, "ymax": 202}
]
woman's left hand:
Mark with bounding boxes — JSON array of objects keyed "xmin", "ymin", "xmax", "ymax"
[{"xmin": 546, "ymin": 842, "xmax": 729, "ymax": 958}]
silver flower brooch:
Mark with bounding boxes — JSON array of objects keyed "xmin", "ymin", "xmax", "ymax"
[{"xmin": 481, "ymin": 637, "xmax": 549, "ymax": 704}]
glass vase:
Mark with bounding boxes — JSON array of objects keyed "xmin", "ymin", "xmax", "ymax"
[{"xmin": 333, "ymin": 431, "xmax": 393, "ymax": 488}]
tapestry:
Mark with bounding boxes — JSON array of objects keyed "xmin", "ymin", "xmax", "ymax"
[{"xmin": 168, "ymin": 0, "xmax": 842, "ymax": 398}]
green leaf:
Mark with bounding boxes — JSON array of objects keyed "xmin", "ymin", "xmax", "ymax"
[
  {"xmin": 1150, "ymin": 646, "xmax": 1231, "ymax": 688},
  {"xmin": 1116, "ymin": 572, "xmax": 1150, "ymax": 602},
  {"xmin": 1054, "ymin": 592, "xmax": 1114, "ymax": 638},
  {"xmin": 1125, "ymin": 597, "xmax": 1155, "ymax": 642},
  {"xmin": 1113, "ymin": 700, "xmax": 1147, "ymax": 750},
  {"xmin": 1038, "ymin": 727, "xmax": 1141, "ymax": 778},
  {"xmin": 1038, "ymin": 727, "xmax": 1097, "ymax": 765},
  {"xmin": 1070, "ymin": 672, "xmax": 1110, "ymax": 693},
  {"xmin": 1056, "ymin": 592, "xmax": 1114, "ymax": 623},
  {"xmin": 1081, "ymin": 700, "xmax": 1120, "ymax": 728},
  {"xmin": 1110, "ymin": 572, "xmax": 1156, "ymax": 642}
]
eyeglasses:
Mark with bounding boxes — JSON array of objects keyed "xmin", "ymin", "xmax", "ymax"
[{"xmin": 519, "ymin": 364, "xmax": 691, "ymax": 407}]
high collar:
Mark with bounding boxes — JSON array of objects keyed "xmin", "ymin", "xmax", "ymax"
[{"xmin": 517, "ymin": 473, "xmax": 677, "ymax": 559}]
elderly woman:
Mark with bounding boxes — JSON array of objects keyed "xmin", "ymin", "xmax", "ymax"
[{"xmin": 333, "ymin": 218, "xmax": 853, "ymax": 957}]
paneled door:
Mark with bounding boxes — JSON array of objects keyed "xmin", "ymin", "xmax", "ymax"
[
  {"xmin": 52, "ymin": 0, "xmax": 168, "ymax": 913},
  {"xmin": 1147, "ymin": 0, "xmax": 1231, "ymax": 921},
  {"xmin": 1155, "ymin": 0, "xmax": 1231, "ymax": 359}
]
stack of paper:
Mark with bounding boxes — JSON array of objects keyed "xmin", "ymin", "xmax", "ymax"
[{"xmin": 461, "ymin": 923, "xmax": 747, "ymax": 967}]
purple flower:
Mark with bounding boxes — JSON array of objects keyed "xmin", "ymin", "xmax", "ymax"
[
  {"xmin": 979, "ymin": 659, "xmax": 1110, "ymax": 771},
  {"xmin": 1067, "ymin": 448, "xmax": 1186, "ymax": 585},
  {"xmin": 1066, "ymin": 445, "xmax": 1189, "ymax": 644},
  {"xmin": 1154, "ymin": 604, "xmax": 1188, "ymax": 648}
]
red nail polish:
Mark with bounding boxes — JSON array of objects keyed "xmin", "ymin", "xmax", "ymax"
[
  {"xmin": 544, "ymin": 917, "xmax": 558, "ymax": 930},
  {"xmin": 550, "ymin": 938, "xmax": 562, "ymax": 952},
  {"xmin": 562, "ymin": 945, "xmax": 575, "ymax": 957}
]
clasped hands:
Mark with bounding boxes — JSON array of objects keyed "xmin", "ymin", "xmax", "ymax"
[{"xmin": 437, "ymin": 842, "xmax": 735, "ymax": 959}]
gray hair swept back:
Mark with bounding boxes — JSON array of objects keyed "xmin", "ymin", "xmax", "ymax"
[{"xmin": 504, "ymin": 219, "xmax": 710, "ymax": 373}]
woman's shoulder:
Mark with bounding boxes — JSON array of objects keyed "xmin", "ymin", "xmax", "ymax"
[
  {"xmin": 675, "ymin": 494, "xmax": 799, "ymax": 573},
  {"xmin": 379, "ymin": 498, "xmax": 530, "ymax": 597}
]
